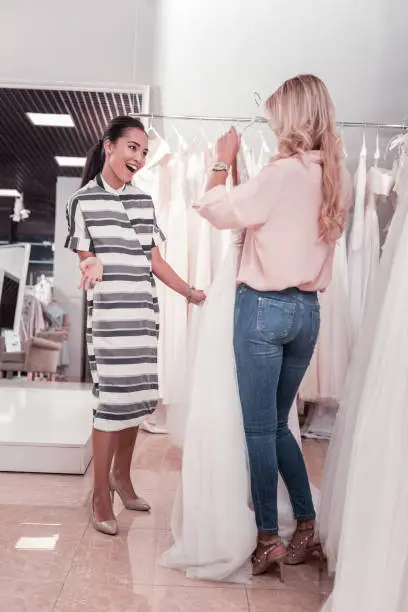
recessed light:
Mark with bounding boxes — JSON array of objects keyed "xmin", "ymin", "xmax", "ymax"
[
  {"xmin": 26, "ymin": 113, "xmax": 75, "ymax": 127},
  {"xmin": 0, "ymin": 189, "xmax": 21, "ymax": 197},
  {"xmin": 55, "ymin": 156, "xmax": 86, "ymax": 168}
]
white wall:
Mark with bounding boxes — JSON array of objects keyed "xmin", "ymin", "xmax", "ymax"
[
  {"xmin": 0, "ymin": 0, "xmax": 156, "ymax": 88},
  {"xmin": 0, "ymin": 244, "xmax": 29, "ymax": 281},
  {"xmin": 54, "ymin": 177, "xmax": 83, "ymax": 381},
  {"xmin": 152, "ymin": 0, "xmax": 408, "ymax": 158}
]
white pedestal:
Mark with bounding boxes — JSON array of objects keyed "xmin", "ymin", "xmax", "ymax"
[{"xmin": 0, "ymin": 381, "xmax": 94, "ymax": 474}]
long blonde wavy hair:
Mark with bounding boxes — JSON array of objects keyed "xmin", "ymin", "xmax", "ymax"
[{"xmin": 266, "ymin": 74, "xmax": 344, "ymax": 242}]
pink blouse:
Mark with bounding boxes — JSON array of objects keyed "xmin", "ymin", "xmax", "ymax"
[{"xmin": 195, "ymin": 151, "xmax": 352, "ymax": 292}]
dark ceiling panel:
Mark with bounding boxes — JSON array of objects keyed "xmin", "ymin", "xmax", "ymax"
[{"xmin": 0, "ymin": 88, "xmax": 144, "ymax": 241}]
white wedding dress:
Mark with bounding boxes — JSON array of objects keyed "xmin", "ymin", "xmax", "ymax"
[
  {"xmin": 348, "ymin": 138, "xmax": 367, "ymax": 341},
  {"xmin": 162, "ymin": 230, "xmax": 319, "ymax": 584},
  {"xmin": 318, "ymin": 164, "xmax": 397, "ymax": 575},
  {"xmin": 319, "ymin": 153, "xmax": 408, "ymax": 611}
]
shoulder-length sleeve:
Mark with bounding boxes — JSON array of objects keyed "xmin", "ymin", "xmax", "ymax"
[
  {"xmin": 152, "ymin": 204, "xmax": 166, "ymax": 248},
  {"xmin": 64, "ymin": 196, "xmax": 94, "ymax": 253},
  {"xmin": 193, "ymin": 163, "xmax": 283, "ymax": 230}
]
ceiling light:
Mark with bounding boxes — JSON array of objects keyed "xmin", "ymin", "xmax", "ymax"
[
  {"xmin": 0, "ymin": 189, "xmax": 21, "ymax": 197},
  {"xmin": 26, "ymin": 113, "xmax": 75, "ymax": 128},
  {"xmin": 55, "ymin": 156, "xmax": 86, "ymax": 168}
]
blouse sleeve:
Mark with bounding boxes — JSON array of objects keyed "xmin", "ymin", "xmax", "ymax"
[
  {"xmin": 64, "ymin": 196, "xmax": 94, "ymax": 253},
  {"xmin": 152, "ymin": 206, "xmax": 166, "ymax": 248},
  {"xmin": 194, "ymin": 164, "xmax": 283, "ymax": 230}
]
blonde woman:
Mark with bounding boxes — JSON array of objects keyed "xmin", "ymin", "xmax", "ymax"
[{"xmin": 195, "ymin": 75, "xmax": 352, "ymax": 575}]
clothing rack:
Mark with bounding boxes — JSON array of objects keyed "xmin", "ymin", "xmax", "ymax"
[{"xmin": 131, "ymin": 112, "xmax": 406, "ymax": 131}]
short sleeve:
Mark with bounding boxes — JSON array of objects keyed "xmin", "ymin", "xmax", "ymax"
[
  {"xmin": 64, "ymin": 196, "xmax": 94, "ymax": 253},
  {"xmin": 152, "ymin": 207, "xmax": 166, "ymax": 248}
]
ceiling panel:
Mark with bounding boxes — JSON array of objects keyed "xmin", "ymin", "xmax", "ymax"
[{"xmin": 0, "ymin": 88, "xmax": 144, "ymax": 240}]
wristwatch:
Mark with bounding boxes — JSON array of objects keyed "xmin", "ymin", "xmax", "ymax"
[{"xmin": 212, "ymin": 161, "xmax": 229, "ymax": 172}]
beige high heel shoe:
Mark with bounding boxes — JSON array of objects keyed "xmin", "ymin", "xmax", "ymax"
[
  {"xmin": 109, "ymin": 473, "xmax": 151, "ymax": 512},
  {"xmin": 91, "ymin": 493, "xmax": 118, "ymax": 536}
]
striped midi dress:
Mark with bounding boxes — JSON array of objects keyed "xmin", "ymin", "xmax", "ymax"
[{"xmin": 65, "ymin": 174, "xmax": 166, "ymax": 431}]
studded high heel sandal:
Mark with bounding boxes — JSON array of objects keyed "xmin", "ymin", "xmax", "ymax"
[
  {"xmin": 285, "ymin": 524, "xmax": 324, "ymax": 566},
  {"xmin": 252, "ymin": 537, "xmax": 287, "ymax": 581}
]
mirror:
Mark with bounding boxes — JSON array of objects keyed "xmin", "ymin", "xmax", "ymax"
[{"xmin": 0, "ymin": 244, "xmax": 31, "ymax": 342}]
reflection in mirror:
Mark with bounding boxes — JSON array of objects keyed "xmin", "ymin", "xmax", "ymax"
[{"xmin": 0, "ymin": 244, "xmax": 31, "ymax": 343}]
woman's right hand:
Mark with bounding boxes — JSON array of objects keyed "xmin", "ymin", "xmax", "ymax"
[
  {"xmin": 79, "ymin": 257, "xmax": 103, "ymax": 291},
  {"xmin": 189, "ymin": 289, "xmax": 206, "ymax": 305}
]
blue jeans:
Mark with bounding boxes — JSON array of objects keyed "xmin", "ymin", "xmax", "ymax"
[{"xmin": 234, "ymin": 284, "xmax": 319, "ymax": 533}]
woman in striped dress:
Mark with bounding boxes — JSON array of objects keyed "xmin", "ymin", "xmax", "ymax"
[{"xmin": 65, "ymin": 116, "xmax": 205, "ymax": 535}]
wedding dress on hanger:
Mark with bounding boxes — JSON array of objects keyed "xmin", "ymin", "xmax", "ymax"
[
  {"xmin": 300, "ymin": 234, "xmax": 352, "ymax": 438},
  {"xmin": 361, "ymin": 166, "xmax": 383, "ymax": 315},
  {"xmin": 163, "ymin": 152, "xmax": 319, "ymax": 584},
  {"xmin": 348, "ymin": 136, "xmax": 367, "ymax": 340},
  {"xmin": 134, "ymin": 136, "xmax": 172, "ymax": 433},
  {"xmin": 318, "ymin": 156, "xmax": 398, "ymax": 572},
  {"xmin": 320, "ymin": 141, "xmax": 408, "ymax": 612}
]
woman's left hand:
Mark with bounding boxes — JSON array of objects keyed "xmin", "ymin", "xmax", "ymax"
[
  {"xmin": 215, "ymin": 127, "xmax": 241, "ymax": 167},
  {"xmin": 189, "ymin": 289, "xmax": 206, "ymax": 305}
]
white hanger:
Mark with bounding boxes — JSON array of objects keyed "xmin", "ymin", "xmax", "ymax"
[
  {"xmin": 241, "ymin": 91, "xmax": 265, "ymax": 135},
  {"xmin": 198, "ymin": 122, "xmax": 212, "ymax": 147},
  {"xmin": 258, "ymin": 129, "xmax": 270, "ymax": 153},
  {"xmin": 361, "ymin": 130, "xmax": 367, "ymax": 157},
  {"xmin": 146, "ymin": 115, "xmax": 161, "ymax": 141},
  {"xmin": 340, "ymin": 128, "xmax": 348, "ymax": 159},
  {"xmin": 384, "ymin": 113, "xmax": 408, "ymax": 160},
  {"xmin": 192, "ymin": 118, "xmax": 212, "ymax": 148},
  {"xmin": 171, "ymin": 125, "xmax": 187, "ymax": 150},
  {"xmin": 373, "ymin": 130, "xmax": 381, "ymax": 166}
]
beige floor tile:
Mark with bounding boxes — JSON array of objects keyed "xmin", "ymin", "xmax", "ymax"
[
  {"xmin": 0, "ymin": 471, "xmax": 92, "ymax": 507},
  {"xmin": 0, "ymin": 578, "xmax": 63, "ymax": 612},
  {"xmin": 0, "ymin": 503, "xmax": 89, "ymax": 526},
  {"xmin": 152, "ymin": 586, "xmax": 249, "ymax": 611},
  {"xmin": 0, "ymin": 523, "xmax": 86, "ymax": 583},
  {"xmin": 247, "ymin": 588, "xmax": 320, "ymax": 611},
  {"xmin": 55, "ymin": 583, "xmax": 249, "ymax": 612},
  {"xmin": 54, "ymin": 581, "xmax": 153, "ymax": 612},
  {"xmin": 68, "ymin": 526, "xmax": 156, "ymax": 586}
]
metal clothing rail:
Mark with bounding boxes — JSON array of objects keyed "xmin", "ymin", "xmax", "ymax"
[{"xmin": 130, "ymin": 112, "xmax": 406, "ymax": 130}]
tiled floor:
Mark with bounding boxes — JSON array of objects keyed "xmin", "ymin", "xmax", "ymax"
[{"xmin": 0, "ymin": 431, "xmax": 328, "ymax": 611}]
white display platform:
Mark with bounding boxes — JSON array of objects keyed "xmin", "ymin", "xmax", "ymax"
[{"xmin": 0, "ymin": 381, "xmax": 94, "ymax": 474}]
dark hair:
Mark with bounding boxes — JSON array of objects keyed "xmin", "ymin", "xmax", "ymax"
[{"xmin": 80, "ymin": 115, "xmax": 146, "ymax": 187}]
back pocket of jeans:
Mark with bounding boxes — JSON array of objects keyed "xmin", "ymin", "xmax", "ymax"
[{"xmin": 256, "ymin": 297, "xmax": 296, "ymax": 341}]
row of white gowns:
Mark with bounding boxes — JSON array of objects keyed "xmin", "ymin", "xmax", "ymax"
[
  {"xmin": 136, "ymin": 133, "xmax": 272, "ymax": 417},
  {"xmin": 301, "ymin": 148, "xmax": 387, "ymax": 439},
  {"xmin": 319, "ymin": 145, "xmax": 407, "ymax": 611}
]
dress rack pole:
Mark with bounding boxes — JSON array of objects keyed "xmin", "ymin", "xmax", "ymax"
[{"xmin": 130, "ymin": 112, "xmax": 406, "ymax": 131}]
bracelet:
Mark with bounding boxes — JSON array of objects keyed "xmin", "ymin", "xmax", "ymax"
[
  {"xmin": 212, "ymin": 161, "xmax": 229, "ymax": 172},
  {"xmin": 186, "ymin": 286, "xmax": 195, "ymax": 303}
]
